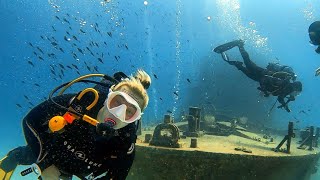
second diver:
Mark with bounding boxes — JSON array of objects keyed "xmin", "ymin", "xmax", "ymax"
[{"xmin": 214, "ymin": 40, "xmax": 302, "ymax": 112}]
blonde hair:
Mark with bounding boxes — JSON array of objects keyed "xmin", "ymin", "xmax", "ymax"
[{"xmin": 112, "ymin": 69, "xmax": 151, "ymax": 111}]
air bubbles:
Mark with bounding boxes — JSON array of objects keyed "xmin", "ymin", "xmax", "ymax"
[
  {"xmin": 144, "ymin": 1, "xmax": 148, "ymax": 6},
  {"xmin": 207, "ymin": 16, "xmax": 211, "ymax": 21},
  {"xmin": 249, "ymin": 21, "xmax": 255, "ymax": 26}
]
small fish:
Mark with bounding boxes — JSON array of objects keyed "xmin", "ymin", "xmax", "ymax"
[
  {"xmin": 63, "ymin": 18, "xmax": 70, "ymax": 24},
  {"xmin": 58, "ymin": 63, "xmax": 65, "ymax": 70},
  {"xmin": 97, "ymin": 58, "xmax": 103, "ymax": 64},
  {"xmin": 38, "ymin": 56, "xmax": 44, "ymax": 61},
  {"xmin": 299, "ymin": 110, "xmax": 308, "ymax": 115},
  {"xmin": 86, "ymin": 65, "xmax": 91, "ymax": 71},
  {"xmin": 37, "ymin": 47, "xmax": 44, "ymax": 54},
  {"xmin": 104, "ymin": 42, "xmax": 107, "ymax": 46},
  {"xmin": 52, "ymin": 26, "xmax": 56, "ymax": 31},
  {"xmin": 16, "ymin": 103, "xmax": 22, "ymax": 108},
  {"xmin": 187, "ymin": 78, "xmax": 191, "ymax": 83},
  {"xmin": 107, "ymin": 32, "xmax": 112, "ymax": 37},
  {"xmin": 51, "ymin": 42, "xmax": 58, "ymax": 46},
  {"xmin": 167, "ymin": 110, "xmax": 173, "ymax": 114},
  {"xmin": 27, "ymin": 60, "xmax": 34, "ymax": 67},
  {"xmin": 34, "ymin": 83, "xmax": 40, "ymax": 87},
  {"xmin": 40, "ymin": 35, "xmax": 45, "ymax": 40},
  {"xmin": 173, "ymin": 91, "xmax": 178, "ymax": 96},
  {"xmin": 159, "ymin": 97, "xmax": 163, "ymax": 101},
  {"xmin": 51, "ymin": 37, "xmax": 57, "ymax": 42},
  {"xmin": 59, "ymin": 47, "xmax": 65, "ymax": 53},
  {"xmin": 79, "ymin": 29, "xmax": 86, "ymax": 34},
  {"xmin": 66, "ymin": 65, "xmax": 72, "ymax": 70},
  {"xmin": 24, "ymin": 95, "xmax": 29, "ymax": 100},
  {"xmin": 125, "ymin": 44, "xmax": 129, "ymax": 50},
  {"xmin": 64, "ymin": 36, "xmax": 71, "ymax": 41},
  {"xmin": 94, "ymin": 66, "xmax": 98, "ymax": 72},
  {"xmin": 55, "ymin": 16, "xmax": 61, "ymax": 20},
  {"xmin": 72, "ymin": 35, "xmax": 79, "ymax": 41},
  {"xmin": 66, "ymin": 31, "xmax": 70, "ymax": 35},
  {"xmin": 28, "ymin": 42, "xmax": 34, "ymax": 47},
  {"xmin": 77, "ymin": 48, "xmax": 84, "ymax": 54},
  {"xmin": 72, "ymin": 64, "xmax": 79, "ymax": 70},
  {"xmin": 60, "ymin": 69, "xmax": 65, "ymax": 76},
  {"xmin": 50, "ymin": 64, "xmax": 55, "ymax": 70},
  {"xmin": 47, "ymin": 53, "xmax": 56, "ymax": 58},
  {"xmin": 153, "ymin": 74, "xmax": 158, "ymax": 79},
  {"xmin": 50, "ymin": 69, "xmax": 56, "ymax": 76}
]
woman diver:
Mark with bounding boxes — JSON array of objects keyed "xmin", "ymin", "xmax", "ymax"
[{"xmin": 0, "ymin": 69, "xmax": 151, "ymax": 180}]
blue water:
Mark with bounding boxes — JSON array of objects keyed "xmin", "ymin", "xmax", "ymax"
[{"xmin": 1, "ymin": 0, "xmax": 320, "ymax": 179}]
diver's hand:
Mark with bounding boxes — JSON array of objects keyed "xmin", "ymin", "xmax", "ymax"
[
  {"xmin": 96, "ymin": 122, "xmax": 115, "ymax": 137},
  {"xmin": 277, "ymin": 104, "xmax": 291, "ymax": 112},
  {"xmin": 257, "ymin": 87, "xmax": 269, "ymax": 97},
  {"xmin": 315, "ymin": 67, "xmax": 320, "ymax": 76}
]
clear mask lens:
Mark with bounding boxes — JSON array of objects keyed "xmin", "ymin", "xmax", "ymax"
[
  {"xmin": 105, "ymin": 89, "xmax": 142, "ymax": 123},
  {"xmin": 291, "ymin": 91, "xmax": 300, "ymax": 97}
]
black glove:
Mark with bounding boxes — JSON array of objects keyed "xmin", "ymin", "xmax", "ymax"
[
  {"xmin": 257, "ymin": 87, "xmax": 269, "ymax": 97},
  {"xmin": 96, "ymin": 121, "xmax": 115, "ymax": 137},
  {"xmin": 277, "ymin": 104, "xmax": 291, "ymax": 112}
]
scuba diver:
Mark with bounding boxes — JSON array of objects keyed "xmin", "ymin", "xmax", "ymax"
[
  {"xmin": 214, "ymin": 40, "xmax": 302, "ymax": 113},
  {"xmin": 308, "ymin": 21, "xmax": 320, "ymax": 76},
  {"xmin": 0, "ymin": 69, "xmax": 151, "ymax": 180}
]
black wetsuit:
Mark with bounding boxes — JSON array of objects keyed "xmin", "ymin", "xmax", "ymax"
[
  {"xmin": 221, "ymin": 44, "xmax": 296, "ymax": 111},
  {"xmin": 5, "ymin": 77, "xmax": 137, "ymax": 179}
]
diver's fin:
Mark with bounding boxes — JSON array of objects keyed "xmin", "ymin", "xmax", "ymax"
[
  {"xmin": 214, "ymin": 39, "xmax": 244, "ymax": 53},
  {"xmin": 0, "ymin": 156, "xmax": 16, "ymax": 180},
  {"xmin": 315, "ymin": 67, "xmax": 320, "ymax": 76}
]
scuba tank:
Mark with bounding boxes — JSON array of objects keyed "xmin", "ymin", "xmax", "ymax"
[{"xmin": 266, "ymin": 63, "xmax": 297, "ymax": 82}]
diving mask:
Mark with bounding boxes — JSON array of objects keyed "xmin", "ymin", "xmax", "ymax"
[
  {"xmin": 104, "ymin": 89, "xmax": 142, "ymax": 124},
  {"xmin": 290, "ymin": 91, "xmax": 301, "ymax": 97}
]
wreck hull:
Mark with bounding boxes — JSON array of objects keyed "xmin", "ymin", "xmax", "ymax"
[{"xmin": 128, "ymin": 132, "xmax": 320, "ymax": 180}]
